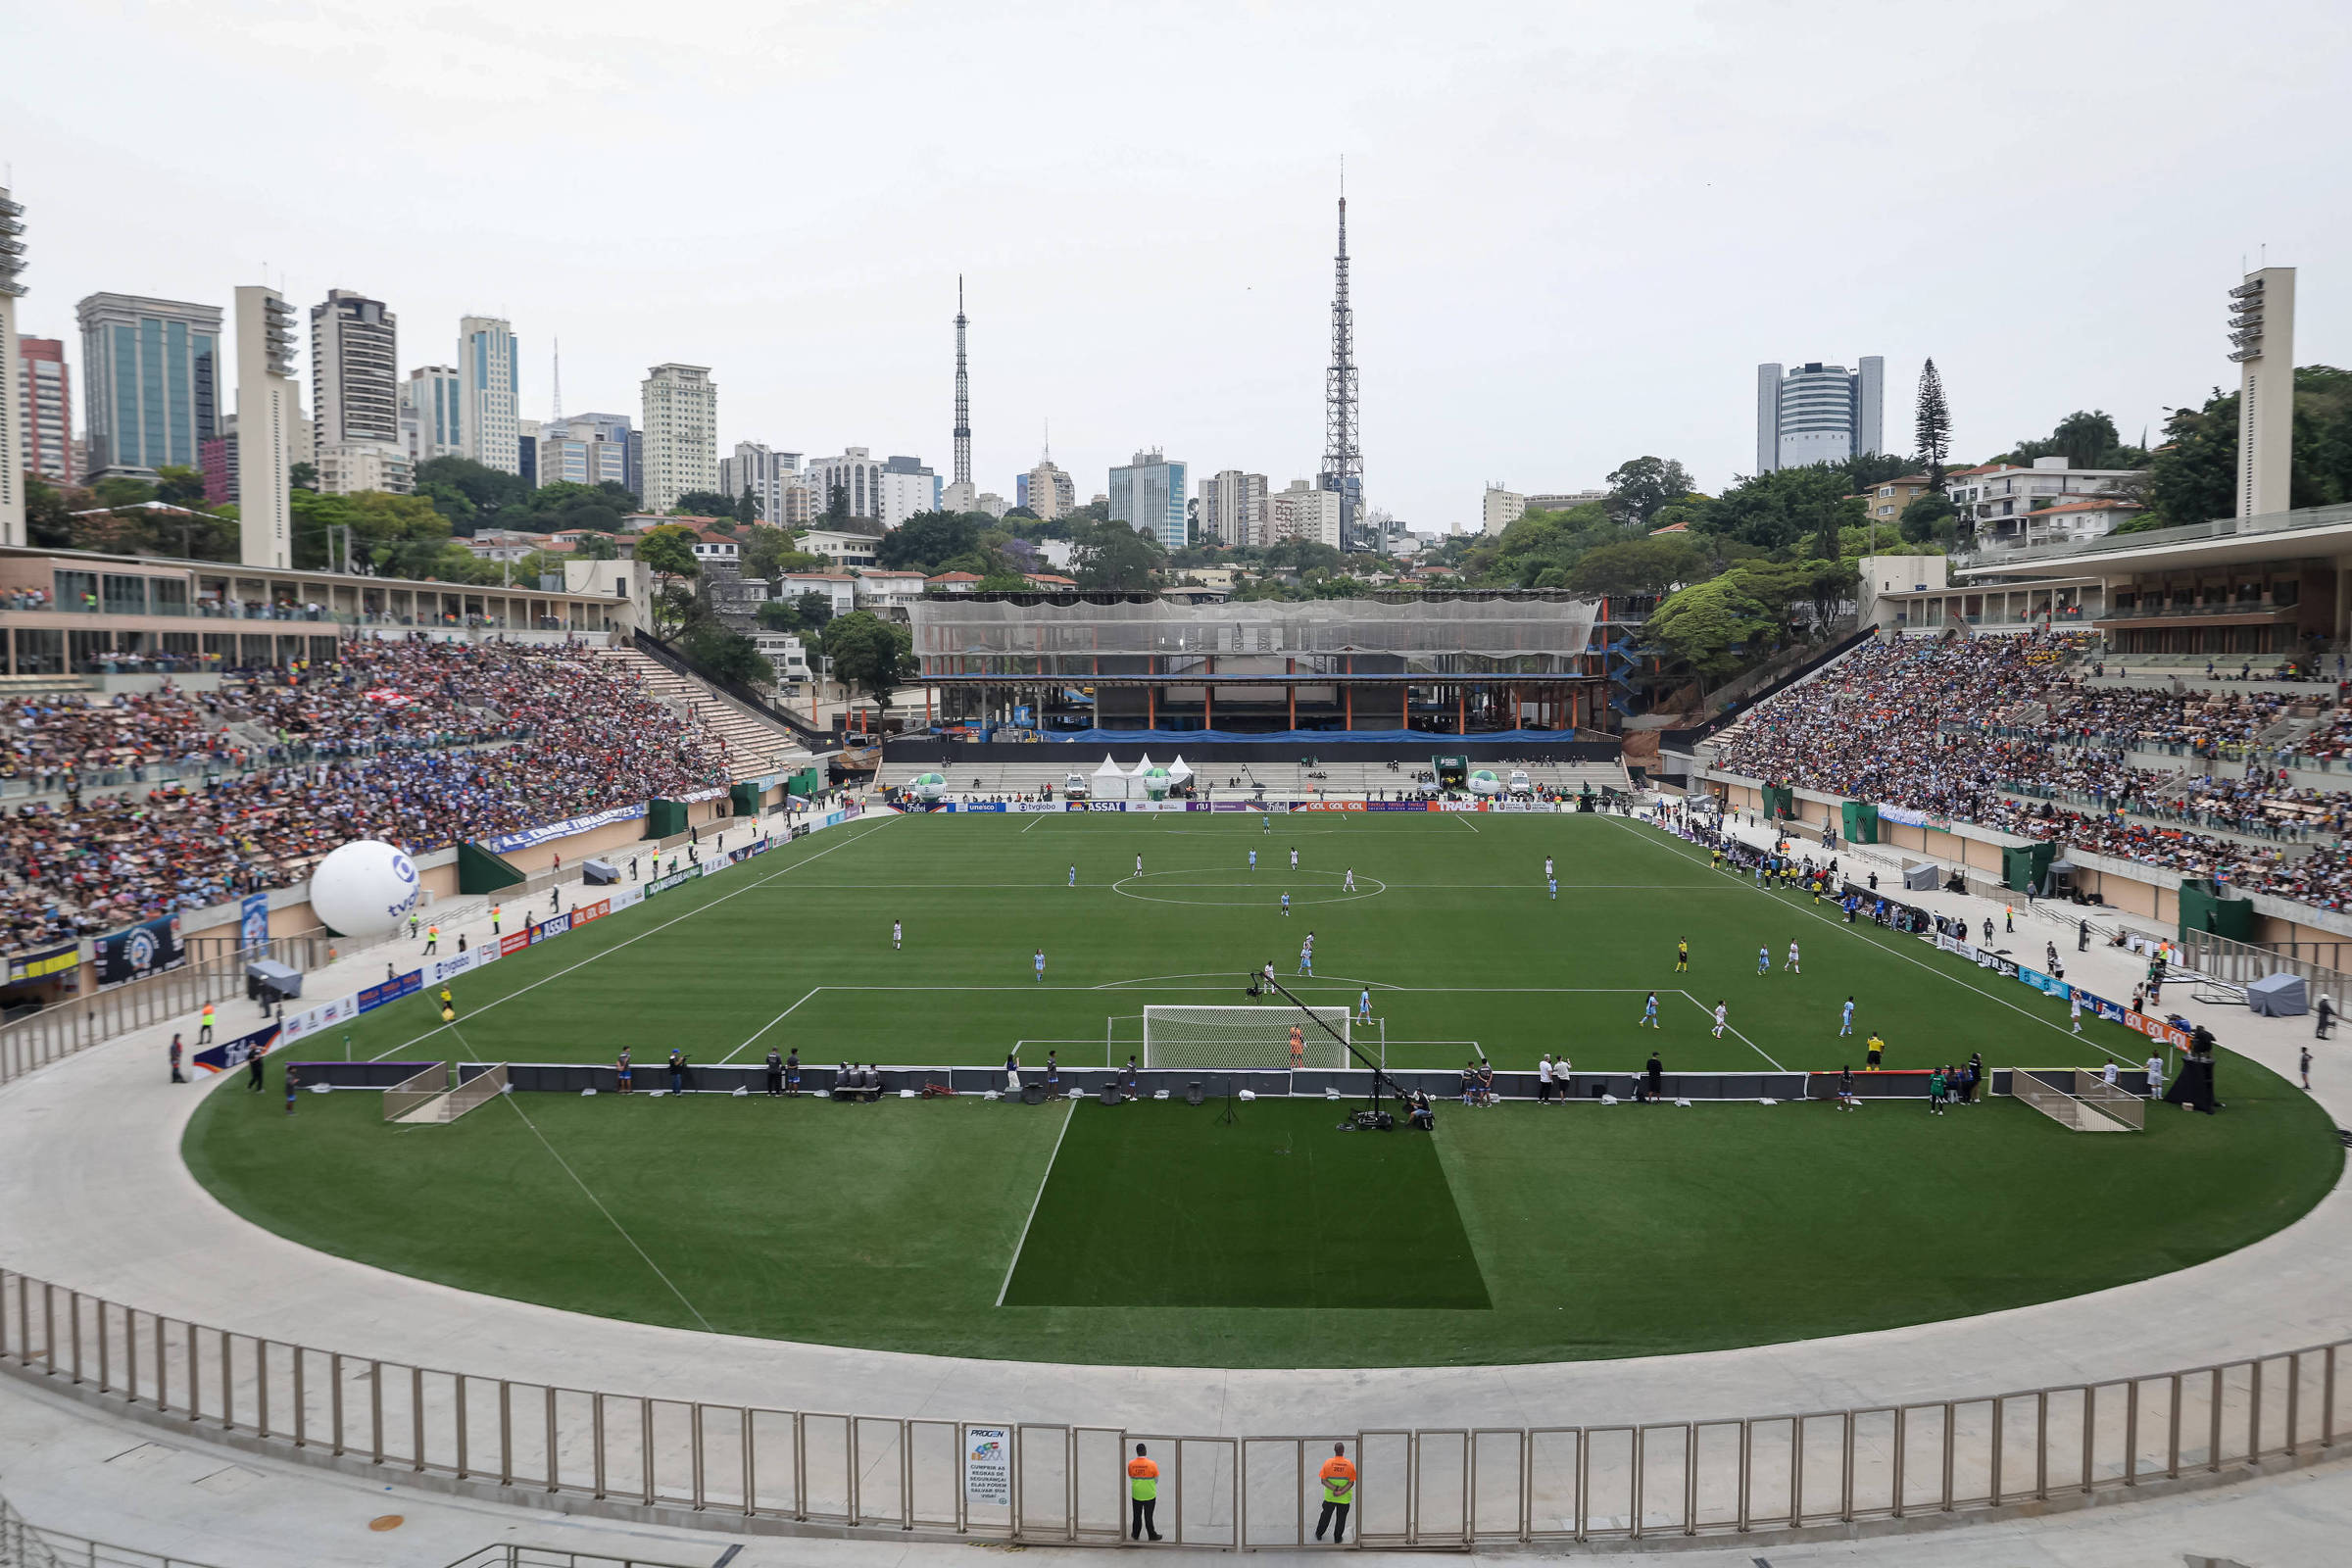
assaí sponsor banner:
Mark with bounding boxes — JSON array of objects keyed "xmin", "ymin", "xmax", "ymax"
[
  {"xmin": 1082, "ymin": 801, "xmax": 1125, "ymax": 812},
  {"xmin": 357, "ymin": 968, "xmax": 421, "ymax": 1013},
  {"xmin": 529, "ymin": 911, "xmax": 574, "ymax": 945}
]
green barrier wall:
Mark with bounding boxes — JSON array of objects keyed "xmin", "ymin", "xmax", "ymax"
[
  {"xmin": 458, "ymin": 842, "xmax": 528, "ymax": 895},
  {"xmin": 786, "ymin": 765, "xmax": 821, "ymax": 799},
  {"xmin": 646, "ymin": 800, "xmax": 689, "ymax": 839},
  {"xmin": 1762, "ymin": 786, "xmax": 1795, "ymax": 820},
  {"xmin": 729, "ymin": 782, "xmax": 761, "ymax": 817},
  {"xmin": 2179, "ymin": 879, "xmax": 2257, "ymax": 941},
  {"xmin": 2003, "ymin": 842, "xmax": 2056, "ymax": 893},
  {"xmin": 1840, "ymin": 801, "xmax": 1880, "ymax": 844}
]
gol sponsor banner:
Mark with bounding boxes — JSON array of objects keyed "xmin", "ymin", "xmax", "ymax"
[
  {"xmin": 2126, "ymin": 1009, "xmax": 2192, "ymax": 1050},
  {"xmin": 1294, "ymin": 801, "xmax": 1366, "ymax": 812},
  {"xmin": 571, "ymin": 898, "xmax": 612, "ymax": 927}
]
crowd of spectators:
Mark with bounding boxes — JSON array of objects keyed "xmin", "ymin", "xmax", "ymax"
[
  {"xmin": 0, "ymin": 639, "xmax": 736, "ymax": 953},
  {"xmin": 1709, "ymin": 630, "xmax": 2352, "ymax": 910}
]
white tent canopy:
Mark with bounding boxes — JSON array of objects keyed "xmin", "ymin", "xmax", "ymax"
[
  {"xmin": 1130, "ymin": 754, "xmax": 1156, "ymax": 778},
  {"xmin": 1165, "ymin": 756, "xmax": 1194, "ymax": 783},
  {"xmin": 1091, "ymin": 754, "xmax": 1130, "ymax": 800}
]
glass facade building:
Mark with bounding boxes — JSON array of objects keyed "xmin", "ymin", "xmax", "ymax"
[
  {"xmin": 75, "ymin": 294, "xmax": 223, "ymax": 479},
  {"xmin": 1109, "ymin": 449, "xmax": 1187, "ymax": 552}
]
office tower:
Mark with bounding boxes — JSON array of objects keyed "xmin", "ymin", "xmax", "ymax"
[
  {"xmin": 639, "ymin": 363, "xmax": 717, "ymax": 513},
  {"xmin": 2229, "ymin": 267, "xmax": 2296, "ymax": 517},
  {"xmin": 0, "ymin": 188, "xmax": 22, "ymax": 545},
  {"xmin": 566, "ymin": 412, "xmax": 640, "ymax": 499},
  {"xmin": 805, "ymin": 447, "xmax": 883, "ymax": 522},
  {"xmin": 75, "ymin": 291, "xmax": 224, "ymax": 481},
  {"xmin": 539, "ymin": 416, "xmax": 634, "ymax": 492},
  {"xmin": 17, "ymin": 336, "xmax": 70, "ymax": 485},
  {"xmin": 719, "ymin": 440, "xmax": 802, "ymax": 522},
  {"xmin": 400, "ymin": 365, "xmax": 464, "ymax": 466},
  {"xmin": 458, "ymin": 316, "xmax": 520, "ymax": 474},
  {"xmin": 1754, "ymin": 358, "xmax": 1884, "ymax": 472},
  {"xmin": 1196, "ymin": 469, "xmax": 1267, "ymax": 547},
  {"xmin": 1110, "ymin": 449, "xmax": 1187, "ymax": 552},
  {"xmin": 234, "ymin": 285, "xmax": 299, "ymax": 568}
]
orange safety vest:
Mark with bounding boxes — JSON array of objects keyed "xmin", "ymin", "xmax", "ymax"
[
  {"xmin": 1127, "ymin": 1455, "xmax": 1158, "ymax": 1499},
  {"xmin": 1319, "ymin": 1455, "xmax": 1355, "ymax": 1501}
]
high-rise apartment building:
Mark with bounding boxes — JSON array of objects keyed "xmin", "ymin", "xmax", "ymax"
[
  {"xmin": 458, "ymin": 316, "xmax": 520, "ymax": 474},
  {"xmin": 311, "ymin": 288, "xmax": 406, "ymax": 494},
  {"xmin": 720, "ymin": 441, "xmax": 802, "ymax": 523},
  {"xmin": 1266, "ymin": 479, "xmax": 1344, "ymax": 549},
  {"xmin": 201, "ymin": 415, "xmax": 235, "ymax": 507},
  {"xmin": 1197, "ymin": 469, "xmax": 1268, "ymax": 547},
  {"xmin": 880, "ymin": 454, "xmax": 939, "ymax": 528},
  {"xmin": 805, "ymin": 448, "xmax": 882, "ymax": 522},
  {"xmin": 75, "ymin": 292, "xmax": 223, "ymax": 481},
  {"xmin": 516, "ymin": 418, "xmax": 541, "ymax": 487},
  {"xmin": 399, "ymin": 365, "xmax": 463, "ymax": 466},
  {"xmin": 1754, "ymin": 358, "xmax": 1884, "ymax": 472},
  {"xmin": 0, "ymin": 187, "xmax": 22, "ymax": 545},
  {"xmin": 18, "ymin": 336, "xmax": 71, "ymax": 483},
  {"xmin": 1110, "ymin": 451, "xmax": 1188, "ymax": 553},
  {"xmin": 233, "ymin": 285, "xmax": 299, "ymax": 568},
  {"xmin": 1022, "ymin": 454, "xmax": 1075, "ymax": 521},
  {"xmin": 1482, "ymin": 485, "xmax": 1526, "ymax": 536},
  {"xmin": 639, "ymin": 363, "xmax": 716, "ymax": 513}
]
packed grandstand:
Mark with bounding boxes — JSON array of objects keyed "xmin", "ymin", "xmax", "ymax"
[
  {"xmin": 1706, "ymin": 631, "xmax": 2352, "ymax": 909},
  {"xmin": 0, "ymin": 639, "xmax": 739, "ymax": 951}
]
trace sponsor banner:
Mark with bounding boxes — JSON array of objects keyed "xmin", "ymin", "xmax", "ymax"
[
  {"xmin": 357, "ymin": 968, "xmax": 421, "ymax": 1014},
  {"xmin": 6, "ymin": 943, "xmax": 78, "ymax": 984},
  {"xmin": 501, "ymin": 930, "xmax": 533, "ymax": 957},
  {"xmin": 964, "ymin": 1427, "xmax": 1012, "ymax": 1509},
  {"xmin": 483, "ymin": 804, "xmax": 648, "ymax": 856},
  {"xmin": 95, "ymin": 913, "xmax": 185, "ymax": 991},
  {"xmin": 279, "ymin": 992, "xmax": 358, "ymax": 1045},
  {"xmin": 194, "ymin": 1022, "xmax": 279, "ymax": 1074},
  {"xmin": 239, "ymin": 892, "xmax": 271, "ymax": 951}
]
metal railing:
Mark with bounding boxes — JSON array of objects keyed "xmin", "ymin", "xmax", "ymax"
[
  {"xmin": 2176, "ymin": 928, "xmax": 2352, "ymax": 1003},
  {"xmin": 0, "ymin": 934, "xmax": 328, "ymax": 1092},
  {"xmin": 0, "ymin": 1266, "xmax": 2339, "ymax": 1549},
  {"xmin": 0, "ymin": 1496, "xmax": 234, "ymax": 1568},
  {"xmin": 441, "ymin": 1548, "xmax": 713, "ymax": 1568}
]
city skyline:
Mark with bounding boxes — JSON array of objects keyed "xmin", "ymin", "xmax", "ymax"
[{"xmin": 2, "ymin": 2, "xmax": 2346, "ymax": 530}]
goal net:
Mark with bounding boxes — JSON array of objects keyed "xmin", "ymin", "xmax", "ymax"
[{"xmin": 1142, "ymin": 1004, "xmax": 1351, "ymax": 1070}]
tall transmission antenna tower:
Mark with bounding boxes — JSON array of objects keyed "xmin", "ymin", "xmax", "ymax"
[
  {"xmin": 1319, "ymin": 164, "xmax": 1362, "ymax": 546},
  {"xmin": 952, "ymin": 276, "xmax": 972, "ymax": 488},
  {"xmin": 550, "ymin": 337, "xmax": 563, "ymax": 422}
]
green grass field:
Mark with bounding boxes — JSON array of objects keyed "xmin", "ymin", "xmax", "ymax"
[{"xmin": 182, "ymin": 811, "xmax": 2343, "ymax": 1367}]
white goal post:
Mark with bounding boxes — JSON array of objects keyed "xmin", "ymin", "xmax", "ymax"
[{"xmin": 1141, "ymin": 1004, "xmax": 1351, "ymax": 1071}]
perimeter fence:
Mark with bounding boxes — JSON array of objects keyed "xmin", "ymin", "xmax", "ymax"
[{"xmin": 1, "ymin": 1268, "xmax": 2341, "ymax": 1549}]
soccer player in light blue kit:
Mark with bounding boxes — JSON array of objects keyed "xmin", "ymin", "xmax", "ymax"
[
  {"xmin": 1298, "ymin": 934, "xmax": 1315, "ymax": 976},
  {"xmin": 1358, "ymin": 988, "xmax": 1372, "ymax": 1024},
  {"xmin": 1757, "ymin": 946, "xmax": 1771, "ymax": 976},
  {"xmin": 1840, "ymin": 996, "xmax": 1856, "ymax": 1037},
  {"xmin": 1547, "ymin": 875, "xmax": 1557, "ymax": 901},
  {"xmin": 1640, "ymin": 992, "xmax": 1660, "ymax": 1029},
  {"xmin": 1068, "ymin": 864, "xmax": 1076, "ymax": 887},
  {"xmin": 1249, "ymin": 849, "xmax": 1258, "ymax": 871},
  {"xmin": 1034, "ymin": 949, "xmax": 1046, "ymax": 982},
  {"xmin": 1281, "ymin": 891, "xmax": 1291, "ymax": 917}
]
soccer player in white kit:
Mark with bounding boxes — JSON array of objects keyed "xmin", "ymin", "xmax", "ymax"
[
  {"xmin": 2070, "ymin": 993, "xmax": 2082, "ymax": 1033},
  {"xmin": 1839, "ymin": 996, "xmax": 1854, "ymax": 1036},
  {"xmin": 1290, "ymin": 847, "xmax": 1299, "ymax": 870},
  {"xmin": 1249, "ymin": 849, "xmax": 1257, "ymax": 871},
  {"xmin": 1344, "ymin": 867, "xmax": 1356, "ymax": 891},
  {"xmin": 1068, "ymin": 864, "xmax": 1076, "ymax": 887},
  {"xmin": 892, "ymin": 919, "xmax": 902, "ymax": 951},
  {"xmin": 1786, "ymin": 941, "xmax": 1801, "ymax": 974},
  {"xmin": 1136, "ymin": 854, "xmax": 1144, "ymax": 876},
  {"xmin": 1544, "ymin": 857, "xmax": 1554, "ymax": 881},
  {"xmin": 1712, "ymin": 1001, "xmax": 1729, "ymax": 1038},
  {"xmin": 1547, "ymin": 875, "xmax": 1557, "ymax": 901},
  {"xmin": 1033, "ymin": 949, "xmax": 1046, "ymax": 982}
]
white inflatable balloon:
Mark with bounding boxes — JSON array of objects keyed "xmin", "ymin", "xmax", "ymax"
[{"xmin": 308, "ymin": 840, "xmax": 421, "ymax": 938}]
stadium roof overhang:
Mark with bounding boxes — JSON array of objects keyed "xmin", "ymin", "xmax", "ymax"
[{"xmin": 1950, "ymin": 504, "xmax": 2352, "ymax": 582}]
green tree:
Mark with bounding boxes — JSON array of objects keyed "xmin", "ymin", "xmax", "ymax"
[
  {"xmin": 682, "ymin": 619, "xmax": 773, "ymax": 687},
  {"xmin": 737, "ymin": 488, "xmax": 759, "ymax": 525},
  {"xmin": 1602, "ymin": 456, "xmax": 1695, "ymax": 528},
  {"xmin": 24, "ymin": 478, "xmax": 73, "ymax": 549},
  {"xmin": 415, "ymin": 457, "xmax": 530, "ymax": 531},
  {"xmin": 673, "ymin": 489, "xmax": 736, "ymax": 517},
  {"xmin": 1073, "ymin": 522, "xmax": 1165, "ymax": 589},
  {"xmin": 794, "ymin": 590, "xmax": 836, "ymax": 632},
  {"xmin": 287, "ymin": 462, "xmax": 318, "ymax": 492},
  {"xmin": 1702, "ymin": 466, "xmax": 1865, "ymax": 552},
  {"xmin": 1647, "ymin": 572, "xmax": 1778, "ymax": 678},
  {"xmin": 820, "ymin": 611, "xmax": 915, "ymax": 709},
  {"xmin": 92, "ymin": 475, "xmax": 157, "ymax": 509},
  {"xmin": 1564, "ymin": 536, "xmax": 1702, "ymax": 598},
  {"xmin": 877, "ymin": 511, "xmax": 980, "ymax": 572},
  {"xmin": 637, "ymin": 523, "xmax": 702, "ymax": 634},
  {"xmin": 154, "ymin": 465, "xmax": 209, "ymax": 507},
  {"xmin": 1897, "ymin": 492, "xmax": 1957, "ymax": 545},
  {"xmin": 2145, "ymin": 391, "xmax": 2238, "ymax": 525},
  {"xmin": 569, "ymin": 531, "xmax": 618, "ymax": 561},
  {"xmin": 757, "ymin": 598, "xmax": 802, "ymax": 632},
  {"xmin": 1914, "ymin": 360, "xmax": 1952, "ymax": 492},
  {"xmin": 824, "ymin": 483, "xmax": 851, "ymax": 524},
  {"xmin": 743, "ymin": 524, "xmax": 823, "ymax": 578}
]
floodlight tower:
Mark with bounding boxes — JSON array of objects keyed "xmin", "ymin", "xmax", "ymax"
[
  {"xmin": 0, "ymin": 186, "xmax": 26, "ymax": 548},
  {"xmin": 1317, "ymin": 172, "xmax": 1362, "ymax": 551}
]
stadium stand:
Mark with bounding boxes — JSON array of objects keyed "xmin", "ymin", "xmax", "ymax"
[
  {"xmin": 0, "ymin": 638, "xmax": 780, "ymax": 950},
  {"xmin": 1705, "ymin": 631, "xmax": 2352, "ymax": 910},
  {"xmin": 876, "ymin": 756, "xmax": 1632, "ymax": 800}
]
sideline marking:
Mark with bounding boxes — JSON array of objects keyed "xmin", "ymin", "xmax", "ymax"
[
  {"xmin": 1604, "ymin": 816, "xmax": 2138, "ymax": 1064},
  {"xmin": 374, "ymin": 816, "xmax": 900, "ymax": 1060},
  {"xmin": 719, "ymin": 988, "xmax": 824, "ymax": 1064},
  {"xmin": 997, "ymin": 1096, "xmax": 1077, "ymax": 1307},
  {"xmin": 500, "ymin": 1092, "xmax": 715, "ymax": 1333},
  {"xmin": 1676, "ymin": 989, "xmax": 1787, "ymax": 1071}
]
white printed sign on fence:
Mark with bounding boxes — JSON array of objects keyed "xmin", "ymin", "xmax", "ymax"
[{"xmin": 964, "ymin": 1425, "xmax": 1012, "ymax": 1507}]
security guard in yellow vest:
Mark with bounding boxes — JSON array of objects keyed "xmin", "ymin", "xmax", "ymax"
[{"xmin": 1127, "ymin": 1443, "xmax": 1162, "ymax": 1541}]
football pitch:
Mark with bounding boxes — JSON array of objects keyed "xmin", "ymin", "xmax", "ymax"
[{"xmin": 183, "ymin": 811, "xmax": 2343, "ymax": 1367}]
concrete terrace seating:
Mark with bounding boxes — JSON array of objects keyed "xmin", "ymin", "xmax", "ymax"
[{"xmin": 591, "ymin": 647, "xmax": 809, "ymax": 784}]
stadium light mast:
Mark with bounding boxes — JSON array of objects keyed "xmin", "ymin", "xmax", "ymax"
[
  {"xmin": 953, "ymin": 276, "xmax": 972, "ymax": 492},
  {"xmin": 0, "ymin": 184, "xmax": 26, "ymax": 548},
  {"xmin": 1317, "ymin": 164, "xmax": 1363, "ymax": 552}
]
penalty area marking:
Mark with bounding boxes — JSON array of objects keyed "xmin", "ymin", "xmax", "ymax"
[
  {"xmin": 997, "ymin": 1097, "xmax": 1077, "ymax": 1307},
  {"xmin": 1676, "ymin": 990, "xmax": 1786, "ymax": 1071},
  {"xmin": 717, "ymin": 988, "xmax": 825, "ymax": 1064}
]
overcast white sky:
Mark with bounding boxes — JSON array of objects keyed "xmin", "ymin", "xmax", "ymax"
[{"xmin": 5, "ymin": 0, "xmax": 2344, "ymax": 529}]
